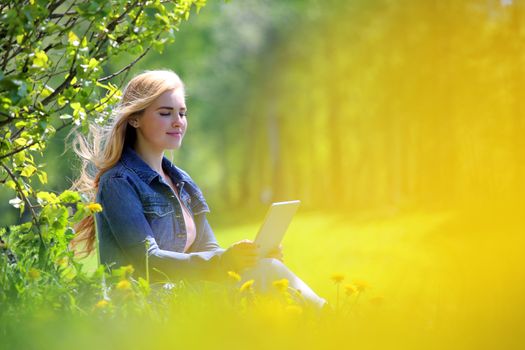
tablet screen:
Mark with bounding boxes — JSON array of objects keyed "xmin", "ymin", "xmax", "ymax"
[{"xmin": 254, "ymin": 200, "xmax": 301, "ymax": 258}]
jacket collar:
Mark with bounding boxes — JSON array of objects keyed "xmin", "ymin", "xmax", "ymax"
[
  {"xmin": 119, "ymin": 145, "xmax": 210, "ymax": 214},
  {"xmin": 120, "ymin": 145, "xmax": 190, "ymax": 186}
]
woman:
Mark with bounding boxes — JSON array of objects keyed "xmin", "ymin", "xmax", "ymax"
[{"xmin": 72, "ymin": 70, "xmax": 326, "ymax": 310}]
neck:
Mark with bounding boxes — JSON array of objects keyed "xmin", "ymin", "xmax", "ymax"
[{"xmin": 133, "ymin": 141, "xmax": 165, "ymax": 175}]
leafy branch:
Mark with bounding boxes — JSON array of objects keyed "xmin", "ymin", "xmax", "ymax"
[{"xmin": 0, "ymin": 0, "xmax": 207, "ymax": 256}]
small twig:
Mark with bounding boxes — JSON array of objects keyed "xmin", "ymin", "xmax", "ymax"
[
  {"xmin": 98, "ymin": 46, "xmax": 151, "ymax": 83},
  {"xmin": 0, "ymin": 140, "xmax": 44, "ymax": 161},
  {"xmin": 0, "ymin": 162, "xmax": 46, "ymax": 248},
  {"xmin": 49, "ymin": 11, "xmax": 77, "ymax": 19},
  {"xmin": 10, "ymin": 125, "xmax": 26, "ymax": 141},
  {"xmin": 1, "ymin": 34, "xmax": 14, "ymax": 71},
  {"xmin": 41, "ymin": 60, "xmax": 76, "ymax": 105}
]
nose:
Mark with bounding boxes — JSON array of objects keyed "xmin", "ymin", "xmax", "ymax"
[{"xmin": 171, "ymin": 115, "xmax": 184, "ymax": 127}]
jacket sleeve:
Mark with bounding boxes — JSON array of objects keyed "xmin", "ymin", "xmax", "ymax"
[
  {"xmin": 189, "ymin": 213, "xmax": 226, "ymax": 253},
  {"xmin": 98, "ymin": 175, "xmax": 226, "ymax": 282}
]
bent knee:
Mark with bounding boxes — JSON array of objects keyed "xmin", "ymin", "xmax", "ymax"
[{"xmin": 256, "ymin": 258, "xmax": 289, "ymax": 280}]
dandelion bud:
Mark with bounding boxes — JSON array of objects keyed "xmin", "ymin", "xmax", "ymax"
[{"xmin": 116, "ymin": 279, "xmax": 131, "ymax": 290}]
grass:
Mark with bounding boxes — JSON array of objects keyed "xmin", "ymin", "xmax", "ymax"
[
  {"xmin": 213, "ymin": 208, "xmax": 525, "ymax": 348},
  {"xmin": 215, "ymin": 209, "xmax": 453, "ymax": 304},
  {"xmin": 74, "ymin": 208, "xmax": 525, "ymax": 349}
]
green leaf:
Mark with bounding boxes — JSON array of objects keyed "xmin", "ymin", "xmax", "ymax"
[
  {"xmin": 68, "ymin": 31, "xmax": 80, "ymax": 47},
  {"xmin": 70, "ymin": 102, "xmax": 81, "ymax": 112},
  {"xmin": 138, "ymin": 277, "xmax": 151, "ymax": 295},
  {"xmin": 15, "ymin": 121, "xmax": 27, "ymax": 129},
  {"xmin": 21, "ymin": 165, "xmax": 37, "ymax": 177},
  {"xmin": 37, "ymin": 170, "xmax": 48, "ymax": 185},
  {"xmin": 14, "ymin": 137, "xmax": 28, "ymax": 146},
  {"xmin": 5, "ymin": 180, "xmax": 17, "ymax": 190},
  {"xmin": 14, "ymin": 150, "xmax": 26, "ymax": 164},
  {"xmin": 32, "ymin": 50, "xmax": 49, "ymax": 69},
  {"xmin": 87, "ymin": 58, "xmax": 99, "ymax": 70},
  {"xmin": 37, "ymin": 191, "xmax": 57, "ymax": 204},
  {"xmin": 57, "ymin": 95, "xmax": 67, "ymax": 107},
  {"xmin": 58, "ymin": 190, "xmax": 81, "ymax": 203},
  {"xmin": 40, "ymin": 85, "xmax": 54, "ymax": 98}
]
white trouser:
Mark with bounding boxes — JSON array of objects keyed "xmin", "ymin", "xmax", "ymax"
[{"xmin": 239, "ymin": 258, "xmax": 327, "ymax": 310}]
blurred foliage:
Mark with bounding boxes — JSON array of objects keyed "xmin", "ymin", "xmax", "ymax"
[
  {"xmin": 3, "ymin": 0, "xmax": 524, "ymax": 218},
  {"xmin": 0, "ymin": 0, "xmax": 205, "ymax": 221},
  {"xmin": 94, "ymin": 0, "xmax": 525, "ymax": 220}
]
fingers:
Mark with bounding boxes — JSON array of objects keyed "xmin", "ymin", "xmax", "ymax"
[
  {"xmin": 231, "ymin": 241, "xmax": 258, "ymax": 255},
  {"xmin": 232, "ymin": 241, "xmax": 254, "ymax": 249},
  {"xmin": 267, "ymin": 253, "xmax": 284, "ymax": 262},
  {"xmin": 265, "ymin": 245, "xmax": 284, "ymax": 262},
  {"xmin": 226, "ymin": 241, "xmax": 286, "ymax": 271},
  {"xmin": 224, "ymin": 241, "xmax": 260, "ymax": 272}
]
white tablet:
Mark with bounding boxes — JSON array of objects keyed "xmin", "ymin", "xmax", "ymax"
[{"xmin": 254, "ymin": 200, "xmax": 301, "ymax": 258}]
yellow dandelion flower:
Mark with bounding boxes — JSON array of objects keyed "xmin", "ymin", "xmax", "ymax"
[
  {"xmin": 28, "ymin": 268, "xmax": 41, "ymax": 280},
  {"xmin": 272, "ymin": 278, "xmax": 289, "ymax": 293},
  {"xmin": 331, "ymin": 273, "xmax": 345, "ymax": 284},
  {"xmin": 116, "ymin": 279, "xmax": 131, "ymax": 290},
  {"xmin": 227, "ymin": 270, "xmax": 241, "ymax": 282},
  {"xmin": 95, "ymin": 299, "xmax": 109, "ymax": 309},
  {"xmin": 353, "ymin": 279, "xmax": 369, "ymax": 292},
  {"xmin": 239, "ymin": 279, "xmax": 254, "ymax": 293},
  {"xmin": 344, "ymin": 284, "xmax": 357, "ymax": 296},
  {"xmin": 86, "ymin": 202, "xmax": 103, "ymax": 213}
]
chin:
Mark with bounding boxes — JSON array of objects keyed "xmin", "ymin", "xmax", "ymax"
[{"xmin": 165, "ymin": 143, "xmax": 182, "ymax": 150}]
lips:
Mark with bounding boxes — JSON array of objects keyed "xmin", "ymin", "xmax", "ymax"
[{"xmin": 167, "ymin": 131, "xmax": 183, "ymax": 136}]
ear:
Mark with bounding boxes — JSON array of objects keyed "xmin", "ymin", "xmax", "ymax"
[{"xmin": 129, "ymin": 119, "xmax": 139, "ymax": 128}]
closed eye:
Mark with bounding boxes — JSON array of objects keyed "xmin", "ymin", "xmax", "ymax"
[{"xmin": 158, "ymin": 108, "xmax": 187, "ymax": 117}]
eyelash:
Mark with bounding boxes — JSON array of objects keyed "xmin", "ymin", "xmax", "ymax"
[{"xmin": 160, "ymin": 111, "xmax": 187, "ymax": 117}]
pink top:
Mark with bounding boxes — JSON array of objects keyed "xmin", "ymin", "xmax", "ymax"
[
  {"xmin": 176, "ymin": 189, "xmax": 196, "ymax": 253},
  {"xmin": 165, "ymin": 175, "xmax": 196, "ymax": 253}
]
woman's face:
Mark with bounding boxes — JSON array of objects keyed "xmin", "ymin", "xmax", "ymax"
[{"xmin": 133, "ymin": 88, "xmax": 187, "ymax": 153}]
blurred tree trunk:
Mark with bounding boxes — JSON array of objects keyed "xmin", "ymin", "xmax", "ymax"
[
  {"xmin": 510, "ymin": 1, "xmax": 525, "ymax": 197},
  {"xmin": 325, "ymin": 26, "xmax": 345, "ymax": 209}
]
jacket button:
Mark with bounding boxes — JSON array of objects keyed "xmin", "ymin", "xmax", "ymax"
[{"xmin": 177, "ymin": 234, "xmax": 184, "ymax": 238}]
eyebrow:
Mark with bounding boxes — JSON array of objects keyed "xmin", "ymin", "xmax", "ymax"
[{"xmin": 156, "ymin": 106, "xmax": 187, "ymax": 111}]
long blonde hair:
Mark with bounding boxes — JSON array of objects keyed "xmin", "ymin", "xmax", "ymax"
[{"xmin": 71, "ymin": 70, "xmax": 185, "ymax": 255}]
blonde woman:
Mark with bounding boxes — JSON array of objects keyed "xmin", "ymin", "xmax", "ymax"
[{"xmin": 72, "ymin": 70, "xmax": 326, "ymax": 310}]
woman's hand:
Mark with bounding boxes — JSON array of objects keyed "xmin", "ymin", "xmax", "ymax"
[
  {"xmin": 221, "ymin": 239, "xmax": 258, "ymax": 273},
  {"xmin": 265, "ymin": 244, "xmax": 284, "ymax": 262}
]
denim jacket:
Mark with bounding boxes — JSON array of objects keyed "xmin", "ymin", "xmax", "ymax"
[{"xmin": 95, "ymin": 145, "xmax": 226, "ymax": 282}]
